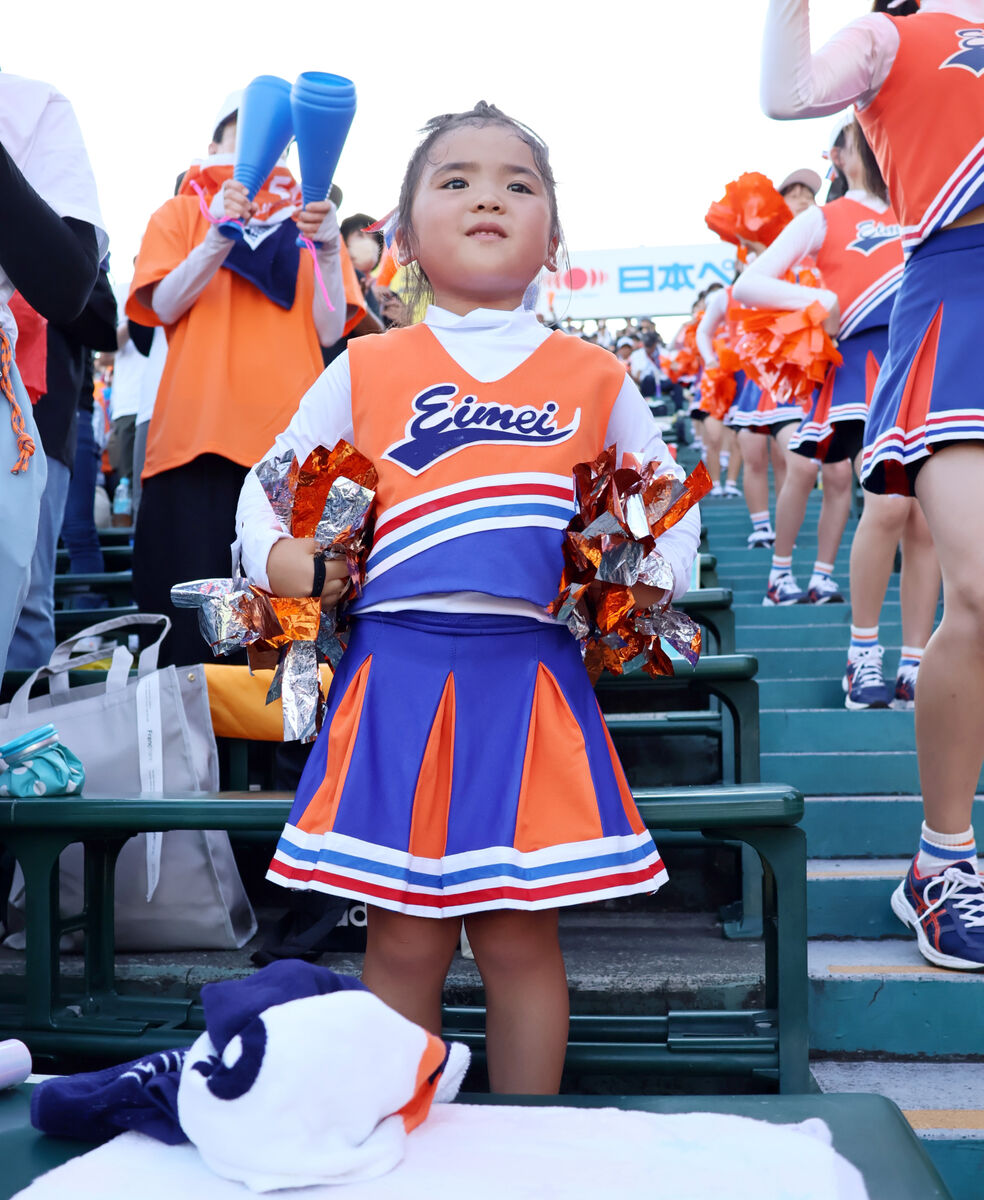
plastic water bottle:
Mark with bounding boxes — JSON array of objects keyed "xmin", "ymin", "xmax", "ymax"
[{"xmin": 112, "ymin": 476, "xmax": 132, "ymax": 527}]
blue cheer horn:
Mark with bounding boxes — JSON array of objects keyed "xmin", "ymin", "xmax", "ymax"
[
  {"xmin": 291, "ymin": 72, "xmax": 357, "ymax": 246},
  {"xmin": 220, "ymin": 75, "xmax": 294, "ymax": 242}
]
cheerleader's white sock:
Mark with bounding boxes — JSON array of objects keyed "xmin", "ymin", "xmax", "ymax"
[{"xmin": 916, "ymin": 822, "xmax": 979, "ymax": 876}]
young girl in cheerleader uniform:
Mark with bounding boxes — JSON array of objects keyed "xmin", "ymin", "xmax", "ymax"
[
  {"xmin": 723, "ymin": 171, "xmax": 830, "ymax": 549},
  {"xmin": 761, "ymin": 0, "xmax": 984, "ymax": 969},
  {"xmin": 236, "ymin": 102, "xmax": 701, "ymax": 1089}
]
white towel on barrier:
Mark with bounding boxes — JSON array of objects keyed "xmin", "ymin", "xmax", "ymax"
[{"xmin": 14, "ymin": 1104, "xmax": 868, "ymax": 1200}]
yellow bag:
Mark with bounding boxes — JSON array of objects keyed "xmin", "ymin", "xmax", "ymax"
[{"xmin": 204, "ymin": 663, "xmax": 333, "ymax": 741}]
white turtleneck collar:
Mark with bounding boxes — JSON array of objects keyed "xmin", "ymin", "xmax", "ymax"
[{"xmin": 423, "ymin": 303, "xmax": 553, "ymax": 383}]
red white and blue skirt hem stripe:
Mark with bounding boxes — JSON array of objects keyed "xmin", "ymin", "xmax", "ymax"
[
  {"xmin": 862, "ymin": 224, "xmax": 984, "ymax": 495},
  {"xmin": 269, "ymin": 827, "xmax": 667, "ymax": 918},
  {"xmin": 729, "ymin": 378, "xmax": 803, "ymax": 433},
  {"xmin": 267, "ymin": 610, "xmax": 668, "ymax": 917},
  {"xmin": 788, "ymin": 325, "xmax": 887, "ymax": 462}
]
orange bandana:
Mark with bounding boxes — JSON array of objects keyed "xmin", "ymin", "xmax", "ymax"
[{"xmin": 178, "ymin": 161, "xmax": 302, "ymax": 224}]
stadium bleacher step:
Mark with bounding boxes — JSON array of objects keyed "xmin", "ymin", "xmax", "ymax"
[
  {"xmin": 762, "ymin": 749, "xmax": 924, "ymax": 795},
  {"xmin": 813, "ymin": 1061, "xmax": 984, "ymax": 1198},
  {"xmin": 763, "ymin": 708, "xmax": 917, "ymax": 751},
  {"xmin": 0, "ymin": 910, "xmax": 766, "ymax": 1020},
  {"xmin": 807, "ymin": 858, "xmax": 911, "ymax": 938},
  {"xmin": 808, "ymin": 940, "xmax": 984, "ymax": 1058},
  {"xmin": 743, "ymin": 622, "xmax": 903, "ymax": 648},
  {"xmin": 802, "ymin": 797, "xmax": 984, "ymax": 858}
]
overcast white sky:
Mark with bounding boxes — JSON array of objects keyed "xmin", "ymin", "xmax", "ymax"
[{"xmin": 9, "ymin": 0, "xmax": 862, "ymax": 309}]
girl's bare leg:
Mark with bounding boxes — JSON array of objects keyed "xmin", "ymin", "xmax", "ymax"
[
  {"xmin": 464, "ymin": 908, "xmax": 569, "ymax": 1094},
  {"xmin": 772, "ymin": 450, "xmax": 817, "ymax": 559},
  {"xmin": 899, "ymin": 499, "xmax": 942, "ymax": 650},
  {"xmin": 816, "ymin": 459, "xmax": 854, "ymax": 566},
  {"xmin": 770, "ymin": 432, "xmax": 788, "ymax": 496},
  {"xmin": 362, "ymin": 905, "xmax": 462, "ymax": 1036},
  {"xmin": 724, "ymin": 426, "xmax": 742, "ymax": 485},
  {"xmin": 912, "ymin": 444, "xmax": 984, "ymax": 833},
  {"xmin": 738, "ymin": 429, "xmax": 770, "ymax": 517},
  {"xmin": 849, "ymin": 492, "xmax": 907, "ymax": 628},
  {"xmin": 703, "ymin": 416, "xmax": 723, "ymax": 485}
]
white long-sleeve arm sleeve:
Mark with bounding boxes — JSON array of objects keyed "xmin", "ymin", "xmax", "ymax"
[
  {"xmin": 306, "ymin": 205, "xmax": 347, "ymax": 346},
  {"xmin": 150, "ymin": 226, "xmax": 233, "ymax": 325},
  {"xmin": 760, "ymin": 0, "xmax": 898, "ymax": 118},
  {"xmin": 696, "ymin": 287, "xmax": 729, "ymax": 365},
  {"xmin": 235, "ymin": 354, "xmax": 355, "ymax": 591},
  {"xmin": 731, "ymin": 206, "xmax": 837, "ymax": 312},
  {"xmin": 604, "ymin": 377, "xmax": 701, "ymax": 601}
]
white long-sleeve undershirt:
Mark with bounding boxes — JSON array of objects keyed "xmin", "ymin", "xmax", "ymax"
[
  {"xmin": 236, "ymin": 305, "xmax": 701, "ymax": 614},
  {"xmin": 761, "ymin": 0, "xmax": 984, "ymax": 119},
  {"xmin": 696, "ymin": 288, "xmax": 730, "ymax": 366}
]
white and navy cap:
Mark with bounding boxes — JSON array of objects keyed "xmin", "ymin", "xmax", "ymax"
[
  {"xmin": 211, "ymin": 90, "xmax": 243, "ymax": 141},
  {"xmin": 178, "ymin": 988, "xmax": 469, "ymax": 1191}
]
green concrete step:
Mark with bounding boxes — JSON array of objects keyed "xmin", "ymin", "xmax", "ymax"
[
  {"xmin": 731, "ymin": 604, "xmax": 902, "ymax": 625},
  {"xmin": 751, "ymin": 647, "xmax": 865, "ymax": 679},
  {"xmin": 808, "ymin": 940, "xmax": 984, "ymax": 1057},
  {"xmin": 763, "ymin": 678, "xmax": 854, "ymax": 708},
  {"xmin": 808, "ymin": 858, "xmax": 910, "ymax": 938},
  {"xmin": 762, "ymin": 750, "xmax": 922, "ymax": 795},
  {"xmin": 762, "ymin": 708, "xmax": 916, "ymax": 753},
  {"xmin": 802, "ymin": 797, "xmax": 984, "ymax": 858},
  {"xmin": 0, "ymin": 910, "xmax": 768, "ymax": 1021},
  {"xmin": 742, "ymin": 623, "xmax": 903, "ymax": 650},
  {"xmin": 812, "ymin": 1061, "xmax": 984, "ymax": 1200},
  {"xmin": 724, "ymin": 591, "xmax": 850, "ymax": 608}
]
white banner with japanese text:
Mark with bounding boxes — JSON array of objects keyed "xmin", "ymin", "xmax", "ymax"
[{"xmin": 537, "ymin": 243, "xmax": 737, "ymax": 320}]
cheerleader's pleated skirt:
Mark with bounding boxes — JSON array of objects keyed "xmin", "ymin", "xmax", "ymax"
[
  {"xmin": 862, "ymin": 223, "xmax": 984, "ymax": 494},
  {"xmin": 267, "ymin": 612, "xmax": 668, "ymax": 918},
  {"xmin": 729, "ymin": 378, "xmax": 803, "ymax": 435},
  {"xmin": 789, "ymin": 325, "xmax": 888, "ymax": 463}
]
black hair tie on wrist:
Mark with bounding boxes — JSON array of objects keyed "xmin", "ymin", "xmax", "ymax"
[{"xmin": 311, "ymin": 553, "xmax": 326, "ymax": 598}]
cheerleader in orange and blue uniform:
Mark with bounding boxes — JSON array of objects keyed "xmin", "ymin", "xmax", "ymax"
[
  {"xmin": 762, "ymin": 0, "xmax": 984, "ymax": 969},
  {"xmin": 236, "ymin": 102, "xmax": 700, "ymax": 1089}
]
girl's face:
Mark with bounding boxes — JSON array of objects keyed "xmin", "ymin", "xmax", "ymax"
[
  {"xmin": 403, "ymin": 123, "xmax": 557, "ymax": 315},
  {"xmin": 783, "ymin": 183, "xmax": 816, "ymax": 216},
  {"xmin": 346, "ymin": 229, "xmax": 382, "ymax": 274}
]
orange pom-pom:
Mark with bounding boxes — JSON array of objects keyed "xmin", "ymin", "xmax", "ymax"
[
  {"xmin": 729, "ymin": 297, "xmax": 843, "ymax": 411},
  {"xmin": 698, "ymin": 333, "xmax": 740, "ymax": 420},
  {"xmin": 705, "ymin": 172, "xmax": 793, "ymax": 250},
  {"xmin": 662, "ymin": 315, "xmax": 702, "ymax": 382}
]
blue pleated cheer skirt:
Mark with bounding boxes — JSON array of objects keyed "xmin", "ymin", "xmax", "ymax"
[
  {"xmin": 862, "ymin": 223, "xmax": 984, "ymax": 494},
  {"xmin": 267, "ymin": 612, "xmax": 668, "ymax": 918},
  {"xmin": 729, "ymin": 377, "xmax": 803, "ymax": 434}
]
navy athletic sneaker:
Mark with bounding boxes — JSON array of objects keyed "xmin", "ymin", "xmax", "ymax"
[
  {"xmin": 891, "ymin": 663, "xmax": 918, "ymax": 711},
  {"xmin": 808, "ymin": 576, "xmax": 845, "ymax": 604},
  {"xmin": 891, "ymin": 858, "xmax": 984, "ymax": 969},
  {"xmin": 762, "ymin": 574, "xmax": 807, "ymax": 606},
  {"xmin": 843, "ymin": 646, "xmax": 891, "ymax": 709}
]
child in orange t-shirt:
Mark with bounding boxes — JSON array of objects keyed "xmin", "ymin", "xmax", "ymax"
[{"xmin": 125, "ymin": 96, "xmax": 366, "ymax": 665}]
